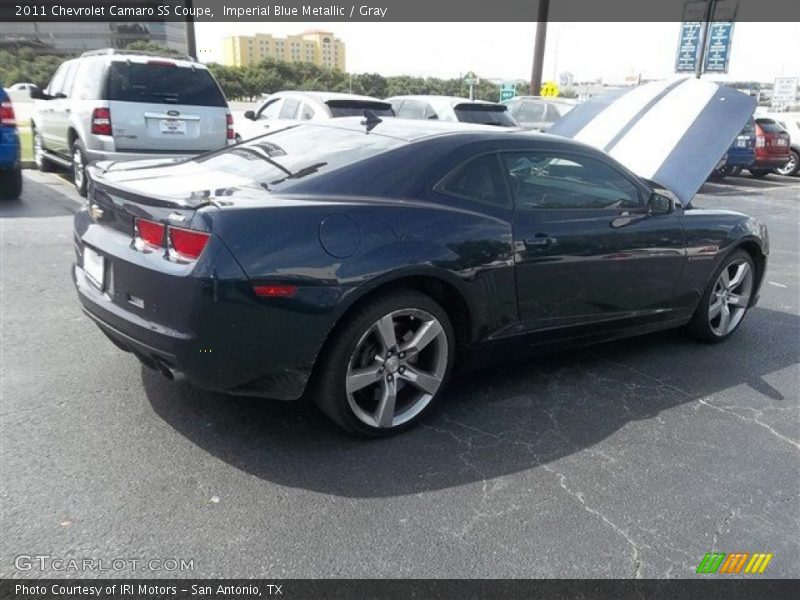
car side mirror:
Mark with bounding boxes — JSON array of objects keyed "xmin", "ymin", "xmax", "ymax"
[
  {"xmin": 648, "ymin": 192, "xmax": 674, "ymax": 215},
  {"xmin": 244, "ymin": 110, "xmax": 256, "ymax": 121}
]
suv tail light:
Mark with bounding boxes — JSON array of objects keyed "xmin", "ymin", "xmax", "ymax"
[
  {"xmin": 226, "ymin": 113, "xmax": 235, "ymax": 141},
  {"xmin": 755, "ymin": 135, "xmax": 766, "ymax": 148},
  {"xmin": 168, "ymin": 227, "xmax": 211, "ymax": 261},
  {"xmin": 91, "ymin": 107, "xmax": 112, "ymax": 135},
  {"xmin": 0, "ymin": 100, "xmax": 16, "ymax": 126}
]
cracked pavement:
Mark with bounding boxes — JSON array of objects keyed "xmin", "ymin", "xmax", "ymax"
[{"xmin": 1, "ymin": 171, "xmax": 798, "ymax": 578}]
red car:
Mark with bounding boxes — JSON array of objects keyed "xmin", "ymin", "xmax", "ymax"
[{"xmin": 748, "ymin": 118, "xmax": 791, "ymax": 178}]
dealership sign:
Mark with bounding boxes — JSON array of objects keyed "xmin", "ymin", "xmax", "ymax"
[
  {"xmin": 676, "ymin": 21, "xmax": 702, "ymax": 72},
  {"xmin": 703, "ymin": 21, "xmax": 734, "ymax": 73},
  {"xmin": 772, "ymin": 77, "xmax": 798, "ymax": 107}
]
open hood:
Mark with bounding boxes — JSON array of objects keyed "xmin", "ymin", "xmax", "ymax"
[{"xmin": 549, "ymin": 78, "xmax": 756, "ymax": 205}]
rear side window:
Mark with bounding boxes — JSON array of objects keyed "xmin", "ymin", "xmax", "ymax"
[
  {"xmin": 437, "ymin": 154, "xmax": 509, "ymax": 208},
  {"xmin": 327, "ymin": 100, "xmax": 395, "ymax": 118},
  {"xmin": 454, "ymin": 104, "xmax": 517, "ymax": 127},
  {"xmin": 279, "ymin": 98, "xmax": 300, "ymax": 119},
  {"xmin": 105, "ymin": 62, "xmax": 226, "ymax": 107}
]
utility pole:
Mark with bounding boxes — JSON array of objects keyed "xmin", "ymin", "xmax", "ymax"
[
  {"xmin": 530, "ymin": 0, "xmax": 550, "ymax": 95},
  {"xmin": 695, "ymin": 0, "xmax": 717, "ymax": 79}
]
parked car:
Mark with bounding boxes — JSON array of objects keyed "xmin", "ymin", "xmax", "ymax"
[
  {"xmin": 746, "ymin": 118, "xmax": 791, "ymax": 178},
  {"xmin": 711, "ymin": 117, "xmax": 756, "ymax": 178},
  {"xmin": 8, "ymin": 82, "xmax": 38, "ymax": 93},
  {"xmin": 0, "ymin": 85, "xmax": 22, "ymax": 199},
  {"xmin": 237, "ymin": 91, "xmax": 394, "ymax": 141},
  {"xmin": 758, "ymin": 112, "xmax": 800, "ymax": 177},
  {"xmin": 73, "ymin": 91, "xmax": 765, "ymax": 436},
  {"xmin": 386, "ymin": 95, "xmax": 519, "ymax": 127},
  {"xmin": 30, "ymin": 49, "xmax": 232, "ymax": 196},
  {"xmin": 501, "ymin": 96, "xmax": 577, "ymax": 131}
]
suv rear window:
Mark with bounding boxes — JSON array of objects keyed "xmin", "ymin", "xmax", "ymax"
[
  {"xmin": 105, "ymin": 62, "xmax": 226, "ymax": 107},
  {"xmin": 756, "ymin": 119, "xmax": 787, "ymax": 134},
  {"xmin": 326, "ymin": 100, "xmax": 395, "ymax": 118},
  {"xmin": 453, "ymin": 104, "xmax": 517, "ymax": 127}
]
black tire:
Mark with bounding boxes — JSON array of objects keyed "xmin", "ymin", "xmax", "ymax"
[
  {"xmin": 708, "ymin": 167, "xmax": 726, "ymax": 181},
  {"xmin": 312, "ymin": 289, "xmax": 456, "ymax": 437},
  {"xmin": 687, "ymin": 250, "xmax": 756, "ymax": 343},
  {"xmin": 748, "ymin": 168, "xmax": 771, "ymax": 178},
  {"xmin": 729, "ymin": 166, "xmax": 743, "ymax": 177},
  {"xmin": 71, "ymin": 139, "xmax": 88, "ymax": 197},
  {"xmin": 32, "ymin": 127, "xmax": 55, "ymax": 173},
  {"xmin": 776, "ymin": 149, "xmax": 799, "ymax": 177},
  {"xmin": 0, "ymin": 167, "xmax": 23, "ymax": 200}
]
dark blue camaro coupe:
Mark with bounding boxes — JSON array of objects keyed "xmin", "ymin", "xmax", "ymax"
[{"xmin": 73, "ymin": 87, "xmax": 768, "ymax": 435}]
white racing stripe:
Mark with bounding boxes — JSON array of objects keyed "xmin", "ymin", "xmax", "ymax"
[
  {"xmin": 573, "ymin": 79, "xmax": 676, "ymax": 149},
  {"xmin": 608, "ymin": 79, "xmax": 719, "ymax": 179}
]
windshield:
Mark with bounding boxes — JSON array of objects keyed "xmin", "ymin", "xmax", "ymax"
[
  {"xmin": 192, "ymin": 124, "xmax": 404, "ymax": 190},
  {"xmin": 327, "ymin": 100, "xmax": 395, "ymax": 118},
  {"xmin": 756, "ymin": 119, "xmax": 787, "ymax": 134},
  {"xmin": 106, "ymin": 62, "xmax": 226, "ymax": 107},
  {"xmin": 453, "ymin": 104, "xmax": 517, "ymax": 127}
]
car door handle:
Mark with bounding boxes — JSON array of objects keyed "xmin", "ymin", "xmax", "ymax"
[{"xmin": 524, "ymin": 235, "xmax": 557, "ymax": 249}]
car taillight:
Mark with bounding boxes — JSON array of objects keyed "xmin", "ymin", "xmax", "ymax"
[
  {"xmin": 91, "ymin": 107, "xmax": 112, "ymax": 135},
  {"xmin": 135, "ymin": 218, "xmax": 165, "ymax": 250},
  {"xmin": 226, "ymin": 113, "xmax": 235, "ymax": 140},
  {"xmin": 0, "ymin": 101, "xmax": 16, "ymax": 126},
  {"xmin": 169, "ymin": 226, "xmax": 210, "ymax": 260},
  {"xmin": 253, "ymin": 284, "xmax": 297, "ymax": 298},
  {"xmin": 756, "ymin": 135, "xmax": 766, "ymax": 148}
]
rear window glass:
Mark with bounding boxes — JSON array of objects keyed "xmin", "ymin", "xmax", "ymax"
[
  {"xmin": 510, "ymin": 100, "xmax": 548, "ymax": 122},
  {"xmin": 453, "ymin": 105, "xmax": 517, "ymax": 127},
  {"xmin": 756, "ymin": 119, "xmax": 787, "ymax": 134},
  {"xmin": 327, "ymin": 101, "xmax": 395, "ymax": 118},
  {"xmin": 192, "ymin": 124, "xmax": 403, "ymax": 190},
  {"xmin": 741, "ymin": 118, "xmax": 756, "ymax": 135},
  {"xmin": 105, "ymin": 62, "xmax": 226, "ymax": 107}
]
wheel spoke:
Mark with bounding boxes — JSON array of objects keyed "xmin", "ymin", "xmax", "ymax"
[
  {"xmin": 718, "ymin": 304, "xmax": 731, "ymax": 334},
  {"xmin": 720, "ymin": 267, "xmax": 731, "ymax": 288},
  {"xmin": 400, "ymin": 365, "xmax": 442, "ymax": 395},
  {"xmin": 375, "ymin": 315, "xmax": 397, "ymax": 350},
  {"xmin": 727, "ymin": 262, "xmax": 749, "ymax": 290},
  {"xmin": 709, "ymin": 299, "xmax": 724, "ymax": 319},
  {"xmin": 374, "ymin": 377, "xmax": 397, "ymax": 428},
  {"xmin": 401, "ymin": 319, "xmax": 443, "ymax": 356},
  {"xmin": 346, "ymin": 366, "xmax": 382, "ymax": 394},
  {"xmin": 727, "ymin": 293, "xmax": 749, "ymax": 308}
]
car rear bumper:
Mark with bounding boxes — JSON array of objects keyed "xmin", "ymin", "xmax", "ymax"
[
  {"xmin": 72, "ymin": 208, "xmax": 341, "ymax": 400},
  {"xmin": 752, "ymin": 156, "xmax": 790, "ymax": 169}
]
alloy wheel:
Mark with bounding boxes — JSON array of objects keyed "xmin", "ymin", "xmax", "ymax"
[
  {"xmin": 346, "ymin": 308, "xmax": 448, "ymax": 429},
  {"xmin": 776, "ymin": 152, "xmax": 797, "ymax": 176},
  {"xmin": 708, "ymin": 259, "xmax": 753, "ymax": 337}
]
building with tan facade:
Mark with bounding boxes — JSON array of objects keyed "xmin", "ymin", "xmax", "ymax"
[{"xmin": 220, "ymin": 31, "xmax": 345, "ymax": 70}]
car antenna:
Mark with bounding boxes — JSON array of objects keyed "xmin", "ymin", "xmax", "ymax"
[{"xmin": 361, "ymin": 109, "xmax": 383, "ymax": 133}]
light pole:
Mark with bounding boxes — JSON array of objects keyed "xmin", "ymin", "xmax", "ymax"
[{"xmin": 530, "ymin": 0, "xmax": 550, "ymax": 96}]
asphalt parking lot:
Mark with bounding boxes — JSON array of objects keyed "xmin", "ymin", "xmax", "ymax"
[{"xmin": 1, "ymin": 170, "xmax": 798, "ymax": 578}]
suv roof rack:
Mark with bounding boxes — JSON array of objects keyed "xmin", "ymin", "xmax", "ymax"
[{"xmin": 79, "ymin": 48, "xmax": 196, "ymax": 62}]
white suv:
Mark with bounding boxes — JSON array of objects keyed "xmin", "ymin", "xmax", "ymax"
[{"xmin": 31, "ymin": 49, "xmax": 233, "ymax": 196}]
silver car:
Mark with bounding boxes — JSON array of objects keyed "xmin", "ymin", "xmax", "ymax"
[
  {"xmin": 31, "ymin": 49, "xmax": 232, "ymax": 196},
  {"xmin": 386, "ymin": 95, "xmax": 519, "ymax": 127},
  {"xmin": 237, "ymin": 91, "xmax": 394, "ymax": 141}
]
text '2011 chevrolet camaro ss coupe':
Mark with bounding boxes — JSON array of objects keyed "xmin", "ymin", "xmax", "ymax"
[{"xmin": 73, "ymin": 82, "xmax": 767, "ymax": 436}]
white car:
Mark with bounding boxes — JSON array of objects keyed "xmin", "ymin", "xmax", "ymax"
[
  {"xmin": 237, "ymin": 91, "xmax": 394, "ymax": 141},
  {"xmin": 8, "ymin": 82, "xmax": 37, "ymax": 93},
  {"xmin": 502, "ymin": 96, "xmax": 578, "ymax": 131},
  {"xmin": 386, "ymin": 95, "xmax": 518, "ymax": 127}
]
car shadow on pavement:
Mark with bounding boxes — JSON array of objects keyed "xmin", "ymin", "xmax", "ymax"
[
  {"xmin": 699, "ymin": 175, "xmax": 795, "ymax": 196},
  {"xmin": 142, "ymin": 306, "xmax": 798, "ymax": 498}
]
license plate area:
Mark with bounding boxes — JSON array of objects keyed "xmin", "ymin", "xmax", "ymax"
[
  {"xmin": 159, "ymin": 119, "xmax": 186, "ymax": 135},
  {"xmin": 83, "ymin": 246, "xmax": 105, "ymax": 290}
]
